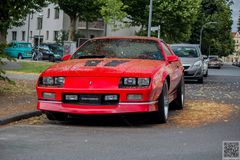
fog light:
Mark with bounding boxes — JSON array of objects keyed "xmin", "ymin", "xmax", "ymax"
[
  {"xmin": 42, "ymin": 92, "xmax": 56, "ymax": 99},
  {"xmin": 65, "ymin": 95, "xmax": 78, "ymax": 101},
  {"xmin": 127, "ymin": 94, "xmax": 143, "ymax": 100},
  {"xmin": 104, "ymin": 95, "xmax": 118, "ymax": 101}
]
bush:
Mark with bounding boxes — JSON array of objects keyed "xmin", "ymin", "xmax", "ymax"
[{"xmin": 0, "ymin": 43, "xmax": 14, "ymax": 82}]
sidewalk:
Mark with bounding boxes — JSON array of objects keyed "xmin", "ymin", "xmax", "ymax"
[{"xmin": 0, "ymin": 71, "xmax": 41, "ymax": 125}]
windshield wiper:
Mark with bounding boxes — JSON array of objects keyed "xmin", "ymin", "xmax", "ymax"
[{"xmin": 78, "ymin": 55, "xmax": 106, "ymax": 59}]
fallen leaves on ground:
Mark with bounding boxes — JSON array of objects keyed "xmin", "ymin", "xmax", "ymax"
[
  {"xmin": 0, "ymin": 80, "xmax": 37, "ymax": 118},
  {"xmin": 0, "ymin": 80, "xmax": 35, "ymax": 95},
  {"xmin": 168, "ymin": 100, "xmax": 238, "ymax": 128}
]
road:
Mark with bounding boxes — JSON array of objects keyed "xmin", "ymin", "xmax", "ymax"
[{"xmin": 0, "ymin": 64, "xmax": 240, "ymax": 160}]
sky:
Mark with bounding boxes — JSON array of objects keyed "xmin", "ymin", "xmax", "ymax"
[{"xmin": 231, "ymin": 0, "xmax": 240, "ymax": 32}]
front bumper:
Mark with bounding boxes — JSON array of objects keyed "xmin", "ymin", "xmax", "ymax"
[
  {"xmin": 208, "ymin": 63, "xmax": 220, "ymax": 68},
  {"xmin": 37, "ymin": 100, "xmax": 158, "ymax": 114},
  {"xmin": 184, "ymin": 67, "xmax": 203, "ymax": 79}
]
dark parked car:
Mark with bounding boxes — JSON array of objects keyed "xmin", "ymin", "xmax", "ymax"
[{"xmin": 33, "ymin": 43, "xmax": 63, "ymax": 62}]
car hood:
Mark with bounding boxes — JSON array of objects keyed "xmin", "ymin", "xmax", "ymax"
[
  {"xmin": 41, "ymin": 59, "xmax": 166, "ymax": 77},
  {"xmin": 179, "ymin": 57, "xmax": 201, "ymax": 66}
]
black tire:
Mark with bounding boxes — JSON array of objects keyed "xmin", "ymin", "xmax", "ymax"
[
  {"xmin": 154, "ymin": 80, "xmax": 169, "ymax": 123},
  {"xmin": 197, "ymin": 76, "xmax": 203, "ymax": 84},
  {"xmin": 18, "ymin": 53, "xmax": 23, "ymax": 59},
  {"xmin": 171, "ymin": 76, "xmax": 185, "ymax": 110},
  {"xmin": 49, "ymin": 55, "xmax": 55, "ymax": 62},
  {"xmin": 45, "ymin": 111, "xmax": 67, "ymax": 121},
  {"xmin": 204, "ymin": 70, "xmax": 208, "ymax": 77}
]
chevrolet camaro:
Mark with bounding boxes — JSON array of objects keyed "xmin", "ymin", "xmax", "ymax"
[{"xmin": 36, "ymin": 36, "xmax": 185, "ymax": 123}]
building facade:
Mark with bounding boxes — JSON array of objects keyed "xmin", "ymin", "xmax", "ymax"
[
  {"xmin": 232, "ymin": 32, "xmax": 240, "ymax": 53},
  {"xmin": 7, "ymin": 4, "xmax": 140, "ymax": 47}
]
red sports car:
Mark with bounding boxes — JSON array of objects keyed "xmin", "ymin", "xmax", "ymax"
[{"xmin": 36, "ymin": 36, "xmax": 185, "ymax": 123}]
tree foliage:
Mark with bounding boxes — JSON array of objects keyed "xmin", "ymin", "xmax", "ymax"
[
  {"xmin": 189, "ymin": 0, "xmax": 234, "ymax": 57},
  {"xmin": 0, "ymin": 0, "xmax": 47, "ymax": 43},
  {"xmin": 122, "ymin": 0, "xmax": 201, "ymax": 43},
  {"xmin": 0, "ymin": 0, "xmax": 47, "ymax": 82},
  {"xmin": 52, "ymin": 0, "xmax": 127, "ymax": 40}
]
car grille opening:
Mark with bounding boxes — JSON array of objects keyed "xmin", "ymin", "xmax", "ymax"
[
  {"xmin": 62, "ymin": 94, "xmax": 119, "ymax": 105},
  {"xmin": 184, "ymin": 66, "xmax": 190, "ymax": 70}
]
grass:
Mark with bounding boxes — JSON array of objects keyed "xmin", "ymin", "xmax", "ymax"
[{"xmin": 8, "ymin": 61, "xmax": 54, "ymax": 74}]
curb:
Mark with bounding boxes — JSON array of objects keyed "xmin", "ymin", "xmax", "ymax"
[{"xmin": 0, "ymin": 110, "xmax": 42, "ymax": 125}]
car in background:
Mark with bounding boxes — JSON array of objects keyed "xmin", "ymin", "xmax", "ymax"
[
  {"xmin": 4, "ymin": 42, "xmax": 32, "ymax": 59},
  {"xmin": 33, "ymin": 43, "xmax": 63, "ymax": 62},
  {"xmin": 170, "ymin": 44, "xmax": 204, "ymax": 83},
  {"xmin": 203, "ymin": 55, "xmax": 209, "ymax": 77},
  {"xmin": 36, "ymin": 36, "xmax": 185, "ymax": 123},
  {"xmin": 208, "ymin": 55, "xmax": 221, "ymax": 69}
]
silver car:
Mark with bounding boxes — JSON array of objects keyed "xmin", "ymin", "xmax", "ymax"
[
  {"xmin": 203, "ymin": 55, "xmax": 209, "ymax": 77},
  {"xmin": 170, "ymin": 44, "xmax": 204, "ymax": 83}
]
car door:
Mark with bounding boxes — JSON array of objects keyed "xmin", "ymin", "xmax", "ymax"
[{"xmin": 161, "ymin": 42, "xmax": 182, "ymax": 93}]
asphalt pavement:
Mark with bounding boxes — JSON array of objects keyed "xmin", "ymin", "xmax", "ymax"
[{"xmin": 0, "ymin": 64, "xmax": 239, "ymax": 160}]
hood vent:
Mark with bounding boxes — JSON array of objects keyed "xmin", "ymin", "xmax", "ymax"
[
  {"xmin": 105, "ymin": 60, "xmax": 129, "ymax": 67},
  {"xmin": 85, "ymin": 60, "xmax": 102, "ymax": 66}
]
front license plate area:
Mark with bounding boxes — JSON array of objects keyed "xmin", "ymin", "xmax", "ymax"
[{"xmin": 79, "ymin": 94, "xmax": 102, "ymax": 104}]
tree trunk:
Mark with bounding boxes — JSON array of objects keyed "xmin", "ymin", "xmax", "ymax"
[
  {"xmin": 0, "ymin": 31, "xmax": 7, "ymax": 44},
  {"xmin": 68, "ymin": 16, "xmax": 77, "ymax": 41}
]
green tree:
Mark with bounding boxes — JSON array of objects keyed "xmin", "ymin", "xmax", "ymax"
[
  {"xmin": 0, "ymin": 0, "xmax": 47, "ymax": 43},
  {"xmin": 0, "ymin": 0, "xmax": 46, "ymax": 81},
  {"xmin": 152, "ymin": 0, "xmax": 200, "ymax": 43},
  {"xmin": 122, "ymin": 0, "xmax": 201, "ymax": 43},
  {"xmin": 52, "ymin": 0, "xmax": 126, "ymax": 41},
  {"xmin": 189, "ymin": 0, "xmax": 234, "ymax": 57}
]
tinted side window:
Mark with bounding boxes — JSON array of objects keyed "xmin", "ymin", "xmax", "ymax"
[{"xmin": 161, "ymin": 42, "xmax": 172, "ymax": 56}]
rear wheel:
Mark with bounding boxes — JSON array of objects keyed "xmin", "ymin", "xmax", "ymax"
[
  {"xmin": 49, "ymin": 55, "xmax": 55, "ymax": 62},
  {"xmin": 171, "ymin": 76, "xmax": 185, "ymax": 110},
  {"xmin": 45, "ymin": 111, "xmax": 67, "ymax": 121},
  {"xmin": 18, "ymin": 53, "xmax": 23, "ymax": 59},
  {"xmin": 154, "ymin": 81, "xmax": 169, "ymax": 123}
]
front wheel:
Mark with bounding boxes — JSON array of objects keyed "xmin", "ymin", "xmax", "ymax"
[
  {"xmin": 204, "ymin": 70, "xmax": 208, "ymax": 77},
  {"xmin": 197, "ymin": 76, "xmax": 203, "ymax": 84},
  {"xmin": 154, "ymin": 80, "xmax": 169, "ymax": 123}
]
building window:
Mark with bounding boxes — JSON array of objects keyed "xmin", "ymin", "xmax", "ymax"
[
  {"xmin": 47, "ymin": 8, "xmax": 50, "ymax": 18},
  {"xmin": 22, "ymin": 31, "xmax": 25, "ymax": 41},
  {"xmin": 12, "ymin": 31, "xmax": 17, "ymax": 41},
  {"xmin": 37, "ymin": 17, "xmax": 43, "ymax": 30},
  {"xmin": 30, "ymin": 31, "xmax": 32, "ymax": 40},
  {"xmin": 54, "ymin": 8, "xmax": 60, "ymax": 19},
  {"xmin": 54, "ymin": 31, "xmax": 59, "ymax": 41},
  {"xmin": 46, "ymin": 31, "xmax": 49, "ymax": 40}
]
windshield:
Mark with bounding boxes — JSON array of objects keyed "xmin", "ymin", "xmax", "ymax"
[
  {"xmin": 171, "ymin": 46, "xmax": 199, "ymax": 58},
  {"xmin": 18, "ymin": 43, "xmax": 32, "ymax": 48},
  {"xmin": 71, "ymin": 39, "xmax": 164, "ymax": 60}
]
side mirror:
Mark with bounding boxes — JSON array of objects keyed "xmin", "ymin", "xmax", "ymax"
[
  {"xmin": 167, "ymin": 55, "xmax": 179, "ymax": 62},
  {"xmin": 62, "ymin": 54, "xmax": 71, "ymax": 61}
]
